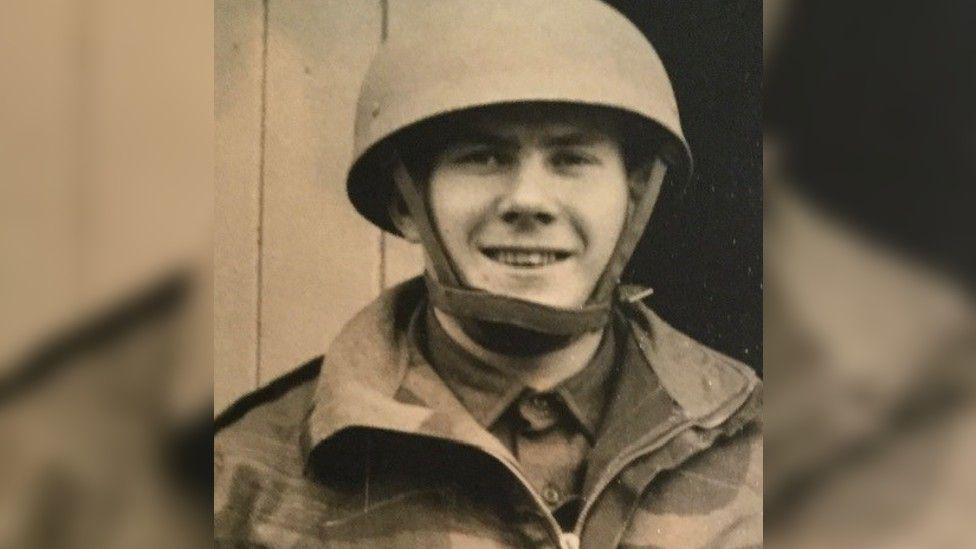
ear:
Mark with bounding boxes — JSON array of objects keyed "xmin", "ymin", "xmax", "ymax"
[
  {"xmin": 626, "ymin": 157, "xmax": 664, "ymax": 210},
  {"xmin": 388, "ymin": 191, "xmax": 422, "ymax": 243}
]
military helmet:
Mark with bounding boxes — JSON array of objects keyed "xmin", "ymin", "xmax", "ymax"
[{"xmin": 347, "ymin": 0, "xmax": 692, "ymax": 235}]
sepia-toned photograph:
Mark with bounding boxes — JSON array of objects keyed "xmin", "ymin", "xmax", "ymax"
[
  {"xmin": 214, "ymin": 0, "xmax": 761, "ymax": 546},
  {"xmin": 6, "ymin": 0, "xmax": 976, "ymax": 547}
]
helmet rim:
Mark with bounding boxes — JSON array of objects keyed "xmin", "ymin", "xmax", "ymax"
[{"xmin": 347, "ymin": 99, "xmax": 692, "ymax": 236}]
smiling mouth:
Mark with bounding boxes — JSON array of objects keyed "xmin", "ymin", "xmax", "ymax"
[{"xmin": 480, "ymin": 247, "xmax": 573, "ymax": 268}]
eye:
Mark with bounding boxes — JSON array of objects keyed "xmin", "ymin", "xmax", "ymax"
[
  {"xmin": 459, "ymin": 151, "xmax": 501, "ymax": 167},
  {"xmin": 550, "ymin": 150, "xmax": 598, "ymax": 169},
  {"xmin": 450, "ymin": 147, "xmax": 513, "ymax": 171}
]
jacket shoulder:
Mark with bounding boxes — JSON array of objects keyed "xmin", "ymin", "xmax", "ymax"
[
  {"xmin": 619, "ymin": 286, "xmax": 756, "ymax": 376},
  {"xmin": 624, "ymin": 298, "xmax": 761, "ymax": 422},
  {"xmin": 214, "ymin": 356, "xmax": 322, "ymax": 470},
  {"xmin": 214, "ymin": 357, "xmax": 331, "ymax": 543},
  {"xmin": 650, "ymin": 312, "xmax": 756, "ymax": 382},
  {"xmin": 215, "ymin": 356, "xmax": 323, "ymax": 431}
]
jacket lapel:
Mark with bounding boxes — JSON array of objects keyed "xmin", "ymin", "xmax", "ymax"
[{"xmin": 304, "ymin": 277, "xmax": 516, "ymax": 469}]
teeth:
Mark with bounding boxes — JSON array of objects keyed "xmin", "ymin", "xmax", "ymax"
[{"xmin": 488, "ymin": 249, "xmax": 561, "ymax": 267}]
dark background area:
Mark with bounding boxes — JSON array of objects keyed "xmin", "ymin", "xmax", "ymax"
[
  {"xmin": 606, "ymin": 1, "xmax": 763, "ymax": 373},
  {"xmin": 765, "ymin": 0, "xmax": 975, "ymax": 289}
]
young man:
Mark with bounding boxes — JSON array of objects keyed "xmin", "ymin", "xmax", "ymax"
[{"xmin": 215, "ymin": 1, "xmax": 762, "ymax": 547}]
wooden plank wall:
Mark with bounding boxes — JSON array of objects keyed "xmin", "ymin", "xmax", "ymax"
[
  {"xmin": 215, "ymin": 0, "xmax": 424, "ymax": 413},
  {"xmin": 215, "ymin": 0, "xmax": 265, "ymax": 412}
]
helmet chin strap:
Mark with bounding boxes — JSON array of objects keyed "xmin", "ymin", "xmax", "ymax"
[{"xmin": 391, "ymin": 155, "xmax": 669, "ymax": 340}]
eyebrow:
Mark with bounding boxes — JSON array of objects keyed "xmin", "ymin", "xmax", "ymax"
[
  {"xmin": 448, "ymin": 131, "xmax": 516, "ymax": 148},
  {"xmin": 541, "ymin": 132, "xmax": 604, "ymax": 148},
  {"xmin": 447, "ymin": 129, "xmax": 605, "ymax": 149}
]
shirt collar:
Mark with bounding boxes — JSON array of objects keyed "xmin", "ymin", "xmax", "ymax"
[{"xmin": 420, "ymin": 303, "xmax": 618, "ymax": 438}]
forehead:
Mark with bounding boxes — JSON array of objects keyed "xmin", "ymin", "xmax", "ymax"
[{"xmin": 434, "ymin": 104, "xmax": 625, "ymax": 147}]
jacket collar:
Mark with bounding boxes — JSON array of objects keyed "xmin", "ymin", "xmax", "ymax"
[{"xmin": 303, "ymin": 278, "xmax": 759, "ymax": 466}]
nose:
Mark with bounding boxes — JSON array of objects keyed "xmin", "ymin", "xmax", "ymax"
[{"xmin": 496, "ymin": 157, "xmax": 558, "ymax": 226}]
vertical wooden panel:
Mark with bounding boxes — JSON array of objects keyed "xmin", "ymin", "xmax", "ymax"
[
  {"xmin": 260, "ymin": 1, "xmax": 383, "ymax": 383},
  {"xmin": 215, "ymin": 0, "xmax": 265, "ymax": 412},
  {"xmin": 380, "ymin": 0, "xmax": 426, "ymax": 289}
]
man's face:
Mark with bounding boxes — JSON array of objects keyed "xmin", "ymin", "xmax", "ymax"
[{"xmin": 424, "ymin": 109, "xmax": 631, "ymax": 309}]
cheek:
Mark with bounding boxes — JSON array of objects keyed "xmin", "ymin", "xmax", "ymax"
[
  {"xmin": 580, "ymin": 178, "xmax": 630, "ymax": 254},
  {"xmin": 428, "ymin": 174, "xmax": 493, "ymax": 246},
  {"xmin": 610, "ymin": 184, "xmax": 631, "ymax": 230}
]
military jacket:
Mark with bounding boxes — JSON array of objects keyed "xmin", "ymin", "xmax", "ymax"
[{"xmin": 214, "ymin": 278, "xmax": 762, "ymax": 548}]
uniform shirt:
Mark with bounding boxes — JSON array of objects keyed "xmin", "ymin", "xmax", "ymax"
[{"xmin": 418, "ymin": 305, "xmax": 620, "ymax": 530}]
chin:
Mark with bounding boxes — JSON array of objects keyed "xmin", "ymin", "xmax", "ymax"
[
  {"xmin": 486, "ymin": 284, "xmax": 585, "ymax": 309},
  {"xmin": 463, "ymin": 259, "xmax": 592, "ymax": 308}
]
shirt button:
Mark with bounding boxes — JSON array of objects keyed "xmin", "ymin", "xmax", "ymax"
[
  {"xmin": 518, "ymin": 393, "xmax": 559, "ymax": 431},
  {"xmin": 529, "ymin": 394, "xmax": 554, "ymax": 416},
  {"xmin": 541, "ymin": 485, "xmax": 561, "ymax": 506}
]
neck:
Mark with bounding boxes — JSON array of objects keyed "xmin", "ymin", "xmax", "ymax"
[{"xmin": 433, "ymin": 307, "xmax": 605, "ymax": 391}]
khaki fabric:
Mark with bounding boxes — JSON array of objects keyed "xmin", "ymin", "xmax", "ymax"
[
  {"xmin": 214, "ymin": 278, "xmax": 762, "ymax": 548},
  {"xmin": 420, "ymin": 303, "xmax": 620, "ymax": 527}
]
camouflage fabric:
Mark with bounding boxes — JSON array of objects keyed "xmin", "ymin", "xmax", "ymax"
[{"xmin": 214, "ymin": 278, "xmax": 762, "ymax": 548}]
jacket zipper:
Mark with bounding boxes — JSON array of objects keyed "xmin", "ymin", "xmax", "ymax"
[{"xmin": 485, "ymin": 449, "xmax": 568, "ymax": 546}]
